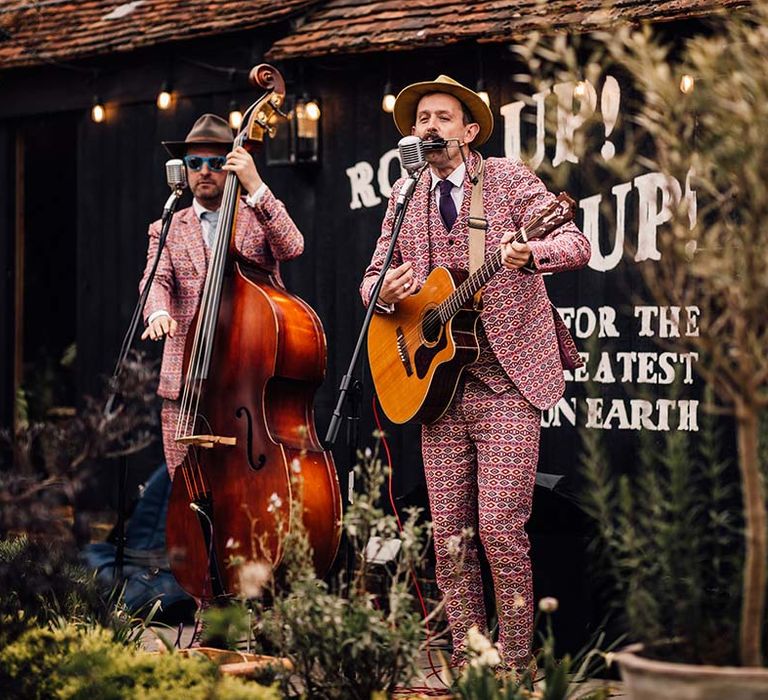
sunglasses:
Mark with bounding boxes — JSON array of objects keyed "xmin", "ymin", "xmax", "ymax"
[{"xmin": 184, "ymin": 155, "xmax": 227, "ymax": 172}]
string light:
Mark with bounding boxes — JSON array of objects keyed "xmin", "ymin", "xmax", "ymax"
[
  {"xmin": 382, "ymin": 81, "xmax": 396, "ymax": 113},
  {"xmin": 304, "ymin": 100, "xmax": 321, "ymax": 121},
  {"xmin": 91, "ymin": 97, "xmax": 105, "ymax": 123},
  {"xmin": 228, "ymin": 100, "xmax": 243, "ymax": 129},
  {"xmin": 680, "ymin": 74, "xmax": 695, "ymax": 94},
  {"xmin": 156, "ymin": 82, "xmax": 173, "ymax": 110}
]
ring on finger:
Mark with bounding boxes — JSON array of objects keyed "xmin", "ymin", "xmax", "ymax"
[{"xmin": 403, "ymin": 282, "xmax": 411, "ymax": 291}]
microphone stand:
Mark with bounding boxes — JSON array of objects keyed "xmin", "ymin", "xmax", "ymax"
[
  {"xmin": 105, "ymin": 184, "xmax": 185, "ymax": 583},
  {"xmin": 324, "ymin": 162, "xmax": 428, "ymax": 592}
]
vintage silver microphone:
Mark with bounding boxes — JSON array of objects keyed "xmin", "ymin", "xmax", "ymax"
[
  {"xmin": 162, "ymin": 159, "xmax": 187, "ymax": 218},
  {"xmin": 397, "ymin": 135, "xmax": 427, "ymax": 174},
  {"xmin": 165, "ymin": 158, "xmax": 187, "ymax": 193},
  {"xmin": 396, "ymin": 136, "xmax": 429, "ymax": 206}
]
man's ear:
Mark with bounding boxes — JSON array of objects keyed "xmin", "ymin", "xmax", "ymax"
[{"xmin": 463, "ymin": 122, "xmax": 480, "ymax": 145}]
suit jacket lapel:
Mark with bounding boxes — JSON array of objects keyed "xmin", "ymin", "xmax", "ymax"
[{"xmin": 178, "ymin": 207, "xmax": 208, "ymax": 279}]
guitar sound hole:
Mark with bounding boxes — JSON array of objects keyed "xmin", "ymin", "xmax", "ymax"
[{"xmin": 421, "ymin": 312, "xmax": 442, "ymax": 344}]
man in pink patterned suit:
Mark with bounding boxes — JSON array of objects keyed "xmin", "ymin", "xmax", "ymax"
[
  {"xmin": 361, "ymin": 76, "xmax": 590, "ymax": 672},
  {"xmin": 140, "ymin": 113, "xmax": 304, "ymax": 477}
]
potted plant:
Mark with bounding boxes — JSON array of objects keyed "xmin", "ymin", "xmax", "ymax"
[{"xmin": 517, "ymin": 1, "xmax": 768, "ymax": 695}]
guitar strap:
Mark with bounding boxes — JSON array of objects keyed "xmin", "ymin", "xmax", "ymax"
[{"xmin": 467, "ymin": 155, "xmax": 486, "ymax": 309}]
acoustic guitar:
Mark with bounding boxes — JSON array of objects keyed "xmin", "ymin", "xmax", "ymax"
[{"xmin": 367, "ymin": 193, "xmax": 576, "ymax": 425}]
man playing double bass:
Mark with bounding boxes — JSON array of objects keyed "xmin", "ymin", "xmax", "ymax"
[
  {"xmin": 361, "ymin": 76, "xmax": 591, "ymax": 673},
  {"xmin": 140, "ymin": 113, "xmax": 304, "ymax": 477}
]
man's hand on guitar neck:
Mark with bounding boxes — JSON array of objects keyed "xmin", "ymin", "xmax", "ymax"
[
  {"xmin": 379, "ymin": 261, "xmax": 418, "ymax": 305},
  {"xmin": 499, "ymin": 232, "xmax": 535, "ymax": 270}
]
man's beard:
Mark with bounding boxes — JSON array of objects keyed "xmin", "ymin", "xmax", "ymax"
[{"xmin": 192, "ymin": 181, "xmax": 222, "ymax": 206}]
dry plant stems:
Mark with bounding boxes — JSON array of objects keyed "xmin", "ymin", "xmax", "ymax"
[
  {"xmin": 222, "ymin": 438, "xmax": 439, "ymax": 699},
  {"xmin": 0, "ymin": 351, "xmax": 159, "ymax": 540},
  {"xmin": 516, "ymin": 1, "xmax": 768, "ymax": 665}
]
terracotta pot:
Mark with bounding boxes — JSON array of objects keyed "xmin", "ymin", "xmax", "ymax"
[
  {"xmin": 615, "ymin": 643, "xmax": 768, "ymax": 700},
  {"xmin": 177, "ymin": 647, "xmax": 292, "ymax": 678}
]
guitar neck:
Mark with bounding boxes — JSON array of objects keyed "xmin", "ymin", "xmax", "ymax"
[
  {"xmin": 436, "ymin": 231, "xmax": 521, "ymax": 323},
  {"xmin": 434, "ymin": 192, "xmax": 575, "ymax": 323}
]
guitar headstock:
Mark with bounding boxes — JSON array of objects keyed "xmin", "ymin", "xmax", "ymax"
[{"xmin": 521, "ymin": 192, "xmax": 577, "ymax": 242}]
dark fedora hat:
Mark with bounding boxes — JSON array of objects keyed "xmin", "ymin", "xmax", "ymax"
[
  {"xmin": 393, "ymin": 74, "xmax": 494, "ymax": 146},
  {"xmin": 162, "ymin": 113, "xmax": 234, "ymax": 158}
]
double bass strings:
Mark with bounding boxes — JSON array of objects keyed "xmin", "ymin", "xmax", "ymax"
[{"xmin": 175, "ymin": 129, "xmax": 247, "ymax": 443}]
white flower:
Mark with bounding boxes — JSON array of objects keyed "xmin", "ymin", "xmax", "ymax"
[
  {"xmin": 477, "ymin": 648, "xmax": 502, "ymax": 667},
  {"xmin": 267, "ymin": 492, "xmax": 283, "ymax": 513},
  {"xmin": 446, "ymin": 534, "xmax": 463, "ymax": 558},
  {"xmin": 538, "ymin": 596, "xmax": 559, "ymax": 614},
  {"xmin": 466, "ymin": 625, "xmax": 493, "ymax": 654},
  {"xmin": 238, "ymin": 560, "xmax": 272, "ymax": 599}
]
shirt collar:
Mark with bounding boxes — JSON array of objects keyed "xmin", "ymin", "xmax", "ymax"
[
  {"xmin": 429, "ymin": 162, "xmax": 466, "ymax": 192},
  {"xmin": 192, "ymin": 198, "xmax": 219, "ymax": 220}
]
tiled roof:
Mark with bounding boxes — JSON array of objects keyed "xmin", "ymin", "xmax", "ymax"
[
  {"xmin": 0, "ymin": 0, "xmax": 324, "ymax": 70},
  {"xmin": 266, "ymin": 0, "xmax": 750, "ymax": 59}
]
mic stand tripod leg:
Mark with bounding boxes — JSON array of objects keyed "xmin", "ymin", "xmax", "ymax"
[{"xmin": 342, "ymin": 378, "xmax": 361, "ymax": 594}]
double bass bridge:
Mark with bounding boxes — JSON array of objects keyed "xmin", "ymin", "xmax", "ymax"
[{"xmin": 176, "ymin": 434, "xmax": 237, "ymax": 449}]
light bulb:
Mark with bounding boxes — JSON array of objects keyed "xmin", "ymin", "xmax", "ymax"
[
  {"xmin": 91, "ymin": 102, "xmax": 105, "ymax": 123},
  {"xmin": 382, "ymin": 93, "xmax": 396, "ymax": 113},
  {"xmin": 304, "ymin": 100, "xmax": 321, "ymax": 121},
  {"xmin": 228, "ymin": 108, "xmax": 243, "ymax": 129},
  {"xmin": 156, "ymin": 90, "xmax": 172, "ymax": 110}
]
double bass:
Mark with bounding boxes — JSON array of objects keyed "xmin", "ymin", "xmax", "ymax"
[{"xmin": 165, "ymin": 65, "xmax": 342, "ymax": 600}]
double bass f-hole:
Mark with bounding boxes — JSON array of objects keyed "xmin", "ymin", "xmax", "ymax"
[{"xmin": 236, "ymin": 406, "xmax": 267, "ymax": 470}]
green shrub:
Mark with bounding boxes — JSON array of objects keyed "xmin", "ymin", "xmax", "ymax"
[
  {"xmin": 0, "ymin": 536, "xmax": 106, "ymax": 646},
  {"xmin": 0, "ymin": 623, "xmax": 279, "ymax": 700}
]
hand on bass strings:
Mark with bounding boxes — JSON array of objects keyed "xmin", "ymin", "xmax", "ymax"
[
  {"xmin": 223, "ymin": 146, "xmax": 264, "ymax": 197},
  {"xmin": 141, "ymin": 313, "xmax": 178, "ymax": 341},
  {"xmin": 379, "ymin": 261, "xmax": 418, "ymax": 305}
]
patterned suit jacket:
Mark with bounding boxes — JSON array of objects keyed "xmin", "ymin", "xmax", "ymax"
[
  {"xmin": 361, "ymin": 151, "xmax": 591, "ymax": 411},
  {"xmin": 140, "ymin": 189, "xmax": 304, "ymax": 401}
]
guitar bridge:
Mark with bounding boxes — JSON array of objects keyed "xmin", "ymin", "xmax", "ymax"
[
  {"xmin": 395, "ymin": 327, "xmax": 414, "ymax": 377},
  {"xmin": 176, "ymin": 435, "xmax": 237, "ymax": 449}
]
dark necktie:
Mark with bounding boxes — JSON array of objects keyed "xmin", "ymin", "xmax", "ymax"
[{"xmin": 438, "ymin": 179, "xmax": 457, "ymax": 231}]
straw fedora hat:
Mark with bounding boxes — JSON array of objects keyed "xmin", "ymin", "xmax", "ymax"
[
  {"xmin": 393, "ymin": 74, "xmax": 494, "ymax": 146},
  {"xmin": 162, "ymin": 113, "xmax": 234, "ymax": 158}
]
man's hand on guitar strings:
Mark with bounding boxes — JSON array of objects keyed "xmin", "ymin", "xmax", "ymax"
[{"xmin": 379, "ymin": 261, "xmax": 418, "ymax": 305}]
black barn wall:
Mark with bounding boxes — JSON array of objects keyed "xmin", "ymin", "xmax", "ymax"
[{"xmin": 0, "ymin": 124, "xmax": 15, "ymax": 429}]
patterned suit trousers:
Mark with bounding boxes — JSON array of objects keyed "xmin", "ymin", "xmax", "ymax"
[{"xmin": 422, "ymin": 375, "xmax": 541, "ymax": 669}]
